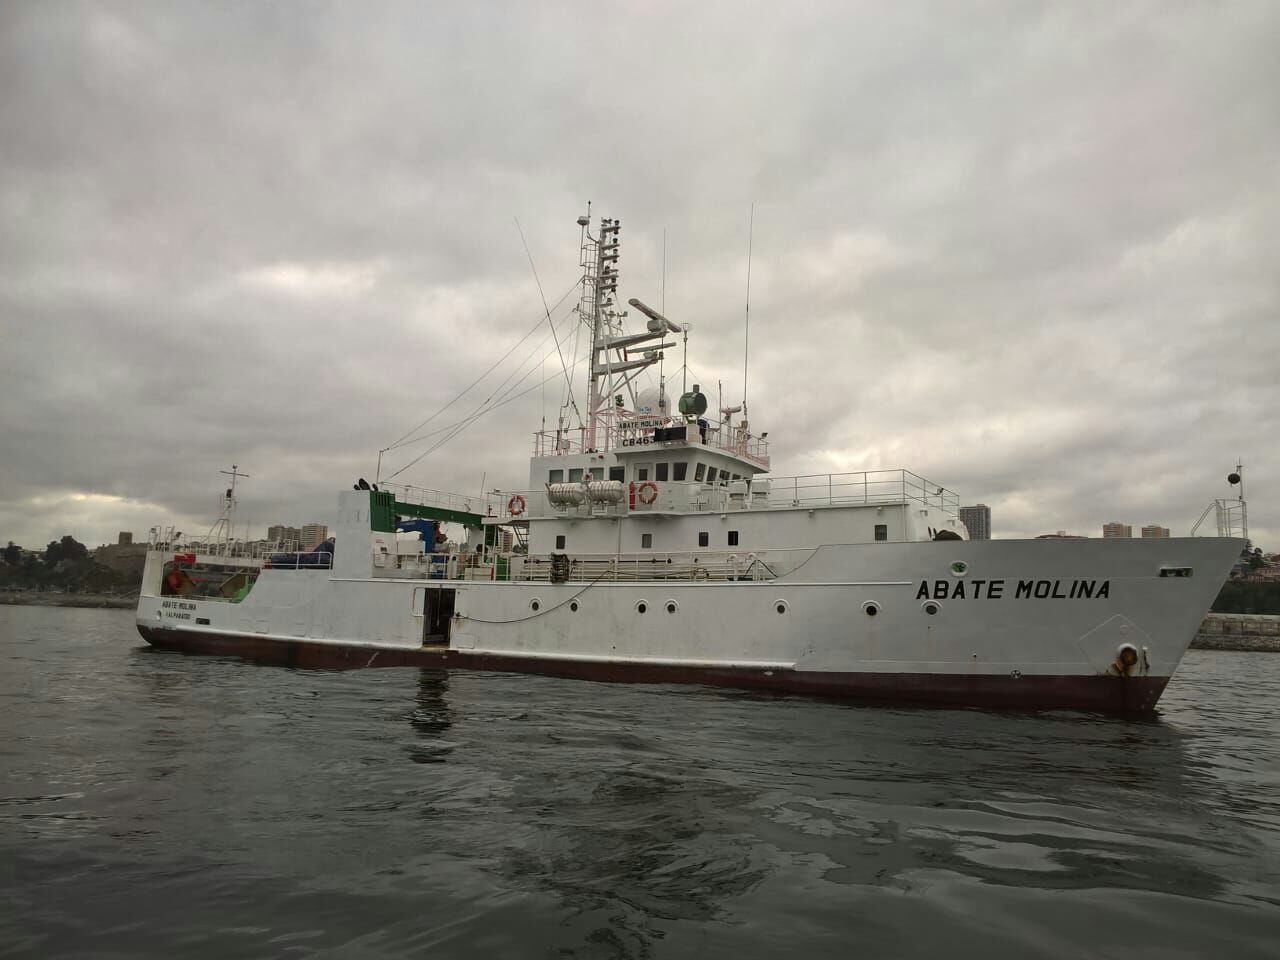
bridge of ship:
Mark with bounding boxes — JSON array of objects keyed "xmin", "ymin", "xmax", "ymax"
[{"xmin": 532, "ymin": 410, "xmax": 771, "ymax": 470}]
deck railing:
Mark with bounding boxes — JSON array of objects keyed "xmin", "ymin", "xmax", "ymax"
[
  {"xmin": 380, "ymin": 482, "xmax": 483, "ymax": 516},
  {"xmin": 487, "ymin": 469, "xmax": 959, "ymax": 521},
  {"xmin": 513, "ymin": 548, "xmax": 815, "ymax": 583},
  {"xmin": 532, "ymin": 414, "xmax": 771, "ymax": 467}
]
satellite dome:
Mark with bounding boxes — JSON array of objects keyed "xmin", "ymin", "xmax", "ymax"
[{"xmin": 633, "ymin": 388, "xmax": 666, "ymax": 417}]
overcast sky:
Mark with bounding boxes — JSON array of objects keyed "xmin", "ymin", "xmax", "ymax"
[{"xmin": 2, "ymin": 1, "xmax": 1277, "ymax": 549}]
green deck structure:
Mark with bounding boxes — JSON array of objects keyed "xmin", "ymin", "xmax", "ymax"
[{"xmin": 368, "ymin": 489, "xmax": 497, "ymax": 547}]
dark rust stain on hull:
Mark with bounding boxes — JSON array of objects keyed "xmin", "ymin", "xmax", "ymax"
[{"xmin": 136, "ymin": 625, "xmax": 1169, "ymax": 715}]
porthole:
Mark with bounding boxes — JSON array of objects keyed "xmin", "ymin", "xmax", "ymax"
[
  {"xmin": 569, "ymin": 600, "xmax": 579, "ymax": 612},
  {"xmin": 774, "ymin": 599, "xmax": 789, "ymax": 614},
  {"xmin": 636, "ymin": 600, "xmax": 648, "ymax": 614},
  {"xmin": 665, "ymin": 600, "xmax": 678, "ymax": 614},
  {"xmin": 922, "ymin": 600, "xmax": 940, "ymax": 616},
  {"xmin": 530, "ymin": 598, "xmax": 541, "ymax": 612},
  {"xmin": 863, "ymin": 601, "xmax": 880, "ymax": 617}
]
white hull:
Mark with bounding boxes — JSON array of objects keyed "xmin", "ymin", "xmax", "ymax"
[{"xmin": 137, "ymin": 536, "xmax": 1242, "ymax": 713}]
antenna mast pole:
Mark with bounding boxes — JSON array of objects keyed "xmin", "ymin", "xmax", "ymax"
[
  {"xmin": 743, "ymin": 203, "xmax": 753, "ymax": 416},
  {"xmin": 218, "ymin": 464, "xmax": 250, "ymax": 554},
  {"xmin": 1238, "ymin": 459, "xmax": 1248, "ymax": 541},
  {"xmin": 585, "ymin": 214, "xmax": 621, "ymax": 451}
]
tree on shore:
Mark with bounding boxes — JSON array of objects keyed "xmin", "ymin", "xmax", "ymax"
[{"xmin": 0, "ymin": 535, "xmax": 136, "ymax": 593}]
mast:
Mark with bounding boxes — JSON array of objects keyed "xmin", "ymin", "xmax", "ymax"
[
  {"xmin": 586, "ymin": 217, "xmax": 620, "ymax": 450},
  {"xmin": 575, "ymin": 208, "xmax": 682, "ymax": 452},
  {"xmin": 216, "ymin": 464, "xmax": 249, "ymax": 554}
]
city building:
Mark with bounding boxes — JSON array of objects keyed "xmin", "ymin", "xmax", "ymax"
[
  {"xmin": 1102, "ymin": 522, "xmax": 1132, "ymax": 539},
  {"xmin": 959, "ymin": 504, "xmax": 991, "ymax": 540},
  {"xmin": 1141, "ymin": 525, "xmax": 1170, "ymax": 539},
  {"xmin": 267, "ymin": 524, "xmax": 302, "ymax": 545},
  {"xmin": 300, "ymin": 524, "xmax": 329, "ymax": 549},
  {"xmin": 93, "ymin": 537, "xmax": 148, "ymax": 576}
]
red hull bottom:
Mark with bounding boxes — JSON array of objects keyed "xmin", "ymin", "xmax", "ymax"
[{"xmin": 136, "ymin": 625, "xmax": 1170, "ymax": 715}]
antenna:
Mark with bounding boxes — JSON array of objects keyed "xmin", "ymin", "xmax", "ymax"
[
  {"xmin": 1228, "ymin": 460, "xmax": 1248, "ymax": 540},
  {"xmin": 216, "ymin": 464, "xmax": 249, "ymax": 554},
  {"xmin": 662, "ymin": 227, "xmax": 667, "ymax": 316},
  {"xmin": 743, "ymin": 203, "xmax": 754, "ymax": 415}
]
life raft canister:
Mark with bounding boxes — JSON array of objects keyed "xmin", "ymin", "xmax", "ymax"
[{"xmin": 508, "ymin": 494, "xmax": 527, "ymax": 516}]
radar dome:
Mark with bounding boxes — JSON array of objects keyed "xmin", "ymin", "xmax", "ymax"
[{"xmin": 633, "ymin": 388, "xmax": 666, "ymax": 417}]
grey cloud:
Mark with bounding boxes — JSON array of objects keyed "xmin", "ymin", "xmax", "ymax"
[{"xmin": 2, "ymin": 1, "xmax": 1277, "ymax": 549}]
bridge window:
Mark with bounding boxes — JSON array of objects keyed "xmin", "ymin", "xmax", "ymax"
[
  {"xmin": 549, "ymin": 469, "xmax": 564, "ymax": 483},
  {"xmin": 874, "ymin": 524, "xmax": 888, "ymax": 542},
  {"xmin": 642, "ymin": 533, "xmax": 653, "ymax": 548},
  {"xmin": 589, "ymin": 467, "xmax": 604, "ymax": 480},
  {"xmin": 698, "ymin": 532, "xmax": 709, "ymax": 547},
  {"xmin": 568, "ymin": 468, "xmax": 583, "ymax": 482},
  {"xmin": 609, "ymin": 466, "xmax": 625, "ymax": 482},
  {"xmin": 673, "ymin": 462, "xmax": 688, "ymax": 481},
  {"xmin": 706, "ymin": 468, "xmax": 718, "ymax": 483},
  {"xmin": 656, "ymin": 463, "xmax": 669, "ymax": 481},
  {"xmin": 694, "ymin": 463, "xmax": 706, "ymax": 482},
  {"xmin": 728, "ymin": 531, "xmax": 739, "ymax": 546},
  {"xmin": 555, "ymin": 535, "xmax": 566, "ymax": 549}
]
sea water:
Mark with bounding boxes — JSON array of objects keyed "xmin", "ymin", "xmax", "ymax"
[{"xmin": 2, "ymin": 605, "xmax": 1277, "ymax": 958}]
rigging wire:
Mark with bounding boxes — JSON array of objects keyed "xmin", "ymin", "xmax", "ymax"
[
  {"xmin": 390, "ymin": 293, "xmax": 577, "ymax": 454},
  {"xmin": 382, "ymin": 312, "xmax": 587, "ymax": 481},
  {"xmin": 383, "ymin": 278, "xmax": 580, "ymax": 454},
  {"xmin": 388, "ymin": 347, "xmax": 589, "ymax": 454},
  {"xmin": 382, "ymin": 276, "xmax": 581, "ymax": 454},
  {"xmin": 516, "ymin": 217, "xmax": 580, "ymax": 427}
]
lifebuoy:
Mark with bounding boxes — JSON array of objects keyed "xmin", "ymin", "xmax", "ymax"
[
  {"xmin": 636, "ymin": 481, "xmax": 659, "ymax": 505},
  {"xmin": 507, "ymin": 494, "xmax": 526, "ymax": 516}
]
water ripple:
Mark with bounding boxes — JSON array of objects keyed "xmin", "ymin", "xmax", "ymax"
[{"xmin": 1, "ymin": 607, "xmax": 1278, "ymax": 958}]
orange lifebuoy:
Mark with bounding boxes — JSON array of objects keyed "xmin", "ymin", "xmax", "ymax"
[
  {"xmin": 636, "ymin": 481, "xmax": 659, "ymax": 505},
  {"xmin": 508, "ymin": 494, "xmax": 526, "ymax": 516}
]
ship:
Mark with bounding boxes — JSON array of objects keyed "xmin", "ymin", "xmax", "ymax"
[{"xmin": 135, "ymin": 210, "xmax": 1247, "ymax": 714}]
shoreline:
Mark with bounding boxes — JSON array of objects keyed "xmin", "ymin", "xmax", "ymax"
[
  {"xmin": 1191, "ymin": 613, "xmax": 1280, "ymax": 653},
  {"xmin": 2, "ymin": 592, "xmax": 136, "ymax": 609}
]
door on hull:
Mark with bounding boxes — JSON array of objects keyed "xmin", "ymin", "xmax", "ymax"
[{"xmin": 423, "ymin": 588, "xmax": 456, "ymax": 645}]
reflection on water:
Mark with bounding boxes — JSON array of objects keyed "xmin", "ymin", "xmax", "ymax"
[
  {"xmin": 405, "ymin": 670, "xmax": 454, "ymax": 763},
  {"xmin": 1, "ymin": 607, "xmax": 1278, "ymax": 959}
]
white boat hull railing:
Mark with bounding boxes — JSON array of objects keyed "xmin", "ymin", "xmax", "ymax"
[{"xmin": 1190, "ymin": 498, "xmax": 1248, "ymax": 538}]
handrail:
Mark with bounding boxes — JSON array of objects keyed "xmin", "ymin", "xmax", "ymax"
[
  {"xmin": 532, "ymin": 412, "xmax": 771, "ymax": 466},
  {"xmin": 486, "ymin": 469, "xmax": 959, "ymax": 521},
  {"xmin": 514, "ymin": 547, "xmax": 814, "ymax": 583},
  {"xmin": 1191, "ymin": 499, "xmax": 1246, "ymax": 538},
  {"xmin": 380, "ymin": 481, "xmax": 481, "ymax": 516}
]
